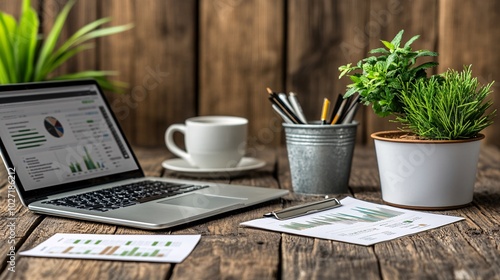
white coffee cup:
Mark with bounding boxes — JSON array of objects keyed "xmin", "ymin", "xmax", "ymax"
[{"xmin": 165, "ymin": 116, "xmax": 248, "ymax": 168}]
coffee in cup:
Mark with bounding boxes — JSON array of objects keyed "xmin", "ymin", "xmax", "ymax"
[{"xmin": 165, "ymin": 116, "xmax": 248, "ymax": 168}]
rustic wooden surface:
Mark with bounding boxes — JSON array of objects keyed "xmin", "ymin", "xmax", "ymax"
[
  {"xmin": 1, "ymin": 0, "xmax": 499, "ymax": 148},
  {"xmin": 0, "ymin": 145, "xmax": 499, "ymax": 279}
]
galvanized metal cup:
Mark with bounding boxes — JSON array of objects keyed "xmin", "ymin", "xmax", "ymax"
[{"xmin": 283, "ymin": 122, "xmax": 358, "ymax": 195}]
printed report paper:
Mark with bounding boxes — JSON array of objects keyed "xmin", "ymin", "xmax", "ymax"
[
  {"xmin": 20, "ymin": 234, "xmax": 201, "ymax": 263},
  {"xmin": 241, "ymin": 197, "xmax": 464, "ymax": 246}
]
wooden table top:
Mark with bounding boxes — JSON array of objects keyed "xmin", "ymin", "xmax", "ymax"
[{"xmin": 1, "ymin": 145, "xmax": 499, "ymax": 279}]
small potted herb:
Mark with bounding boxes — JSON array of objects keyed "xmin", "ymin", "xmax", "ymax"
[{"xmin": 339, "ymin": 30, "xmax": 496, "ymax": 209}]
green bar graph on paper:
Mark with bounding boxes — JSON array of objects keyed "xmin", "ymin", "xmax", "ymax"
[
  {"xmin": 281, "ymin": 206, "xmax": 405, "ymax": 231},
  {"xmin": 128, "ymin": 247, "xmax": 139, "ymax": 256},
  {"xmin": 49, "ymin": 237, "xmax": 186, "ymax": 259}
]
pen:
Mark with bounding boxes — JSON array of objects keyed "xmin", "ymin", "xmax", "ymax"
[
  {"xmin": 278, "ymin": 93, "xmax": 295, "ymax": 114},
  {"xmin": 272, "ymin": 104, "xmax": 293, "ymax": 124},
  {"xmin": 288, "ymin": 92, "xmax": 307, "ymax": 124},
  {"xmin": 263, "ymin": 197, "xmax": 342, "ymax": 220},
  {"xmin": 328, "ymin": 94, "xmax": 344, "ymax": 124},
  {"xmin": 330, "ymin": 98, "xmax": 347, "ymax": 125},
  {"xmin": 267, "ymin": 88, "xmax": 304, "ymax": 124},
  {"xmin": 320, "ymin": 98, "xmax": 330, "ymax": 125},
  {"xmin": 341, "ymin": 102, "xmax": 359, "ymax": 124},
  {"xmin": 340, "ymin": 94, "xmax": 361, "ymax": 124}
]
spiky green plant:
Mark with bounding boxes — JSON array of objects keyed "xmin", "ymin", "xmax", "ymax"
[
  {"xmin": 0, "ymin": 0, "xmax": 133, "ymax": 92},
  {"xmin": 397, "ymin": 66, "xmax": 496, "ymax": 140}
]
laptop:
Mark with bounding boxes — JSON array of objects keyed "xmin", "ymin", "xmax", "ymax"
[{"xmin": 0, "ymin": 79, "xmax": 288, "ymax": 229}]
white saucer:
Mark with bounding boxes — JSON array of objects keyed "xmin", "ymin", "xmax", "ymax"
[{"xmin": 162, "ymin": 157, "xmax": 266, "ymax": 178}]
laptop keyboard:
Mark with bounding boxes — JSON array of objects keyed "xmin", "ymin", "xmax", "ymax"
[{"xmin": 41, "ymin": 180, "xmax": 209, "ymax": 212}]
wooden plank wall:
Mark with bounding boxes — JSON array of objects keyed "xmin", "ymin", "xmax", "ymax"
[{"xmin": 1, "ymin": 0, "xmax": 499, "ymax": 148}]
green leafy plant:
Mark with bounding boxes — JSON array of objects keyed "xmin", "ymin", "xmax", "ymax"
[
  {"xmin": 338, "ymin": 30, "xmax": 438, "ymax": 117},
  {"xmin": 398, "ymin": 66, "xmax": 496, "ymax": 140},
  {"xmin": 338, "ymin": 30, "xmax": 496, "ymax": 140},
  {"xmin": 0, "ymin": 0, "xmax": 133, "ymax": 92}
]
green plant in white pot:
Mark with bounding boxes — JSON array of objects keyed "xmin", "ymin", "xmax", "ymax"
[
  {"xmin": 0, "ymin": 0, "xmax": 132, "ymax": 92},
  {"xmin": 339, "ymin": 30, "xmax": 496, "ymax": 209}
]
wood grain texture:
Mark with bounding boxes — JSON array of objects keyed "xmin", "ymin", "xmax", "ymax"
[
  {"xmin": 4, "ymin": 0, "xmax": 500, "ymax": 148},
  {"xmin": 42, "ymin": 0, "xmax": 98, "ymax": 78},
  {"xmin": 0, "ymin": 145, "xmax": 499, "ymax": 279},
  {"xmin": 438, "ymin": 0, "xmax": 500, "ymax": 147},
  {"xmin": 287, "ymin": 0, "xmax": 369, "ymax": 143},
  {"xmin": 199, "ymin": 0, "xmax": 285, "ymax": 147},
  {"xmin": 363, "ymin": 0, "xmax": 439, "ymax": 144},
  {"xmin": 99, "ymin": 0, "xmax": 197, "ymax": 147}
]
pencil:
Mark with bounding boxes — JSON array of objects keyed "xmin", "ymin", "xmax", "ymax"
[
  {"xmin": 321, "ymin": 98, "xmax": 330, "ymax": 125},
  {"xmin": 271, "ymin": 104, "xmax": 293, "ymax": 124},
  {"xmin": 330, "ymin": 98, "xmax": 347, "ymax": 125},
  {"xmin": 341, "ymin": 102, "xmax": 359, "ymax": 124},
  {"xmin": 339, "ymin": 94, "xmax": 361, "ymax": 123},
  {"xmin": 328, "ymin": 94, "xmax": 344, "ymax": 123},
  {"xmin": 266, "ymin": 88, "xmax": 304, "ymax": 124}
]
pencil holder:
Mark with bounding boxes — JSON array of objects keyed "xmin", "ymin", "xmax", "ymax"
[{"xmin": 283, "ymin": 122, "xmax": 358, "ymax": 195}]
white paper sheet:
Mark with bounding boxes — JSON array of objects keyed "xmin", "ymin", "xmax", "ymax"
[
  {"xmin": 241, "ymin": 197, "xmax": 464, "ymax": 246},
  {"xmin": 20, "ymin": 234, "xmax": 201, "ymax": 263}
]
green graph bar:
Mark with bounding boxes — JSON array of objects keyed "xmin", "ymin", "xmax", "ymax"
[
  {"xmin": 165, "ymin": 241, "xmax": 172, "ymax": 247},
  {"xmin": 142, "ymin": 253, "xmax": 149, "ymax": 257},
  {"xmin": 151, "ymin": 250, "xmax": 159, "ymax": 257},
  {"xmin": 128, "ymin": 247, "xmax": 138, "ymax": 256},
  {"xmin": 17, "ymin": 144, "xmax": 42, "ymax": 150},
  {"xmin": 121, "ymin": 251, "xmax": 128, "ymax": 256},
  {"xmin": 152, "ymin": 242, "xmax": 158, "ymax": 246},
  {"xmin": 281, "ymin": 206, "xmax": 405, "ymax": 230},
  {"xmin": 69, "ymin": 162, "xmax": 83, "ymax": 173},
  {"xmin": 15, "ymin": 139, "xmax": 46, "ymax": 146},
  {"xmin": 74, "ymin": 240, "xmax": 81, "ymax": 244},
  {"xmin": 18, "ymin": 129, "xmax": 33, "ymax": 132},
  {"xmin": 135, "ymin": 253, "xmax": 141, "ymax": 256},
  {"xmin": 13, "ymin": 135, "xmax": 45, "ymax": 142},
  {"xmin": 95, "ymin": 240, "xmax": 102, "ymax": 245},
  {"xmin": 83, "ymin": 147, "xmax": 97, "ymax": 170},
  {"xmin": 125, "ymin": 241, "xmax": 132, "ymax": 245},
  {"xmin": 87, "ymin": 120, "xmax": 94, "ymax": 123},
  {"xmin": 12, "ymin": 132, "xmax": 38, "ymax": 137},
  {"xmin": 85, "ymin": 240, "xmax": 91, "ymax": 244},
  {"xmin": 84, "ymin": 250, "xmax": 91, "ymax": 254}
]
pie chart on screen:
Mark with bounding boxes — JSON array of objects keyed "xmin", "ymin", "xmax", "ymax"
[{"xmin": 44, "ymin": 116, "xmax": 64, "ymax": 138}]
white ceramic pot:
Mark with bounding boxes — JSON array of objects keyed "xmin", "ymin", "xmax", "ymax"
[{"xmin": 372, "ymin": 131, "xmax": 484, "ymax": 210}]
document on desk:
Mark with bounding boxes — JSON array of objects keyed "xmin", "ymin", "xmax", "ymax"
[
  {"xmin": 241, "ymin": 197, "xmax": 464, "ymax": 246},
  {"xmin": 20, "ymin": 234, "xmax": 201, "ymax": 263}
]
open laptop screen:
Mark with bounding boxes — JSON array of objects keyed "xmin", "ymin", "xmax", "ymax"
[{"xmin": 0, "ymin": 80, "xmax": 143, "ymax": 202}]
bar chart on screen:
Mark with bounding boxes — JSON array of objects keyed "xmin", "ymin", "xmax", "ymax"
[{"xmin": 20, "ymin": 233, "xmax": 201, "ymax": 263}]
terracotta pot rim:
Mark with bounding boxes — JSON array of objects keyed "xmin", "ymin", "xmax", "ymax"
[{"xmin": 371, "ymin": 130, "xmax": 485, "ymax": 144}]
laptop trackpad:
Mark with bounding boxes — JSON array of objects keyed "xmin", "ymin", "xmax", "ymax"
[{"xmin": 158, "ymin": 193, "xmax": 246, "ymax": 210}]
